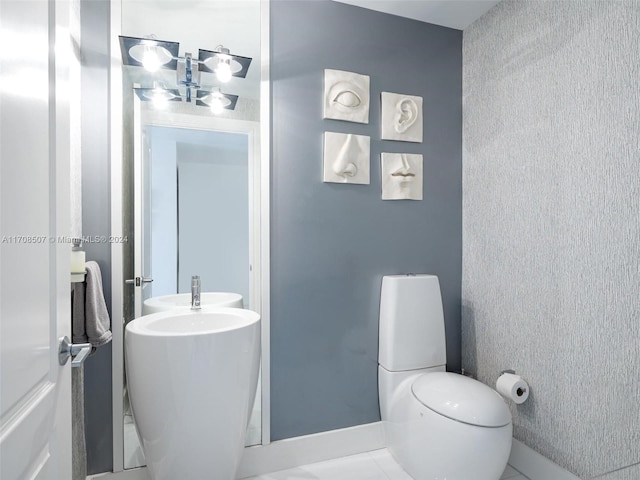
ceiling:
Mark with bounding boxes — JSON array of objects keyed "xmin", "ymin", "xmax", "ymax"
[
  {"xmin": 119, "ymin": 0, "xmax": 500, "ymax": 100},
  {"xmin": 333, "ymin": 0, "xmax": 501, "ymax": 30},
  {"xmin": 120, "ymin": 0, "xmax": 261, "ymax": 100}
]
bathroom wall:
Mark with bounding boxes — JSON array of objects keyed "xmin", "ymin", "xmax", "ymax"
[
  {"xmin": 462, "ymin": 1, "xmax": 640, "ymax": 478},
  {"xmin": 77, "ymin": 0, "xmax": 462, "ymax": 470},
  {"xmin": 271, "ymin": 1, "xmax": 462, "ymax": 440}
]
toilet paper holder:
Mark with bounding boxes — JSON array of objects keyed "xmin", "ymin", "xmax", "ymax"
[{"xmin": 497, "ymin": 370, "xmax": 529, "ymax": 402}]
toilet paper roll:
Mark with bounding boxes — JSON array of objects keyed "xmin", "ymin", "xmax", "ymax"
[{"xmin": 496, "ymin": 373, "xmax": 529, "ymax": 404}]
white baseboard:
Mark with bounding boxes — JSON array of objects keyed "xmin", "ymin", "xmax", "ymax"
[
  {"xmin": 87, "ymin": 467, "xmax": 149, "ymax": 480},
  {"xmin": 237, "ymin": 422, "xmax": 385, "ymax": 478},
  {"xmin": 509, "ymin": 439, "xmax": 581, "ymax": 480},
  {"xmin": 88, "ymin": 422, "xmax": 385, "ymax": 480}
]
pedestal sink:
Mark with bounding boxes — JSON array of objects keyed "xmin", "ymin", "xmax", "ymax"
[
  {"xmin": 142, "ymin": 291, "xmax": 243, "ymax": 315},
  {"xmin": 125, "ymin": 308, "xmax": 260, "ymax": 480}
]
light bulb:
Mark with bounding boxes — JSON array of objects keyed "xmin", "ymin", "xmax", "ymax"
[
  {"xmin": 152, "ymin": 94, "xmax": 169, "ymax": 109},
  {"xmin": 143, "ymin": 83, "xmax": 175, "ymax": 109},
  {"xmin": 128, "ymin": 38, "xmax": 172, "ymax": 72},
  {"xmin": 210, "ymin": 93, "xmax": 224, "ymax": 114},
  {"xmin": 141, "ymin": 45, "xmax": 162, "ymax": 72},
  {"xmin": 215, "ymin": 57, "xmax": 232, "ymax": 83}
]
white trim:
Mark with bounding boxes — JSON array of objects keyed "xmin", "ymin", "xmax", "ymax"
[
  {"xmin": 259, "ymin": 0, "xmax": 272, "ymax": 447},
  {"xmin": 142, "ymin": 110, "xmax": 258, "ymax": 136},
  {"xmin": 132, "ymin": 94, "xmax": 143, "ymax": 318},
  {"xmin": 238, "ymin": 422, "xmax": 384, "ymax": 478},
  {"xmin": 88, "ymin": 468, "xmax": 149, "ymax": 480},
  {"xmin": 109, "ymin": 0, "xmax": 125, "ymax": 472},
  {"xmin": 509, "ymin": 439, "xmax": 581, "ymax": 480},
  {"xmin": 89, "ymin": 422, "xmax": 384, "ymax": 480},
  {"xmin": 54, "ymin": 0, "xmax": 75, "ymax": 476}
]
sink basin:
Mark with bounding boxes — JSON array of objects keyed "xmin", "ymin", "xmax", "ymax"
[
  {"xmin": 142, "ymin": 291, "xmax": 243, "ymax": 315},
  {"xmin": 129, "ymin": 308, "xmax": 257, "ymax": 336},
  {"xmin": 125, "ymin": 308, "xmax": 260, "ymax": 480}
]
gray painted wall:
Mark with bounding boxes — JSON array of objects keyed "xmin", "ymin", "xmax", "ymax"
[
  {"xmin": 80, "ymin": 0, "xmax": 113, "ymax": 474},
  {"xmin": 462, "ymin": 1, "xmax": 640, "ymax": 478},
  {"xmin": 271, "ymin": 0, "xmax": 462, "ymax": 441}
]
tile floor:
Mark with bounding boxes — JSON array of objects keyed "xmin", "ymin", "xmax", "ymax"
[{"xmin": 244, "ymin": 449, "xmax": 530, "ymax": 480}]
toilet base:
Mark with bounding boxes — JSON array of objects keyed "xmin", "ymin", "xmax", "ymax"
[
  {"xmin": 386, "ymin": 404, "xmax": 512, "ymax": 480},
  {"xmin": 380, "ymin": 368, "xmax": 512, "ymax": 480}
]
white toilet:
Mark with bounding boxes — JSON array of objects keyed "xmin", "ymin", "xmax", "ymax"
[{"xmin": 378, "ymin": 274, "xmax": 512, "ymax": 480}]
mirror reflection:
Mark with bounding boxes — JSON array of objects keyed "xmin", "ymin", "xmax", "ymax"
[
  {"xmin": 119, "ymin": 0, "xmax": 262, "ymax": 469},
  {"xmin": 141, "ymin": 125, "xmax": 250, "ymax": 304}
]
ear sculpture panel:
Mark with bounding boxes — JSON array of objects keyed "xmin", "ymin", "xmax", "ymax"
[
  {"xmin": 381, "ymin": 92, "xmax": 423, "ymax": 143},
  {"xmin": 323, "ymin": 69, "xmax": 370, "ymax": 124}
]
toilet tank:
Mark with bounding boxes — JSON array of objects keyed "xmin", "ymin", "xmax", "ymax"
[{"xmin": 379, "ymin": 274, "xmax": 446, "ymax": 371}]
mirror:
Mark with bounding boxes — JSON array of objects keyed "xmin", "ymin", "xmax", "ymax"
[{"xmin": 117, "ymin": 0, "xmax": 263, "ymax": 470}]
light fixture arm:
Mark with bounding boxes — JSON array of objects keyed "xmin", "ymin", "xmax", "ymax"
[{"xmin": 177, "ymin": 53, "xmax": 201, "ymax": 103}]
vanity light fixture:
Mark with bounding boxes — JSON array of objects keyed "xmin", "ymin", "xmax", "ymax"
[
  {"xmin": 119, "ymin": 35, "xmax": 180, "ymax": 71},
  {"xmin": 196, "ymin": 87, "xmax": 238, "ymax": 113},
  {"xmin": 134, "ymin": 82, "xmax": 181, "ymax": 109},
  {"xmin": 198, "ymin": 45, "xmax": 252, "ymax": 82},
  {"xmin": 119, "ymin": 35, "xmax": 250, "ymax": 111},
  {"xmin": 133, "ymin": 84, "xmax": 238, "ymax": 112}
]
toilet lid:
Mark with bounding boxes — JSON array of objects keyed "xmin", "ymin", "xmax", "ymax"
[{"xmin": 411, "ymin": 372, "xmax": 511, "ymax": 427}]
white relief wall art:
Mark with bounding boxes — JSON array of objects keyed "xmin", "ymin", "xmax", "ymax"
[
  {"xmin": 381, "ymin": 92, "xmax": 423, "ymax": 143},
  {"xmin": 323, "ymin": 69, "xmax": 370, "ymax": 124},
  {"xmin": 323, "ymin": 132, "xmax": 370, "ymax": 185},
  {"xmin": 381, "ymin": 152, "xmax": 423, "ymax": 200}
]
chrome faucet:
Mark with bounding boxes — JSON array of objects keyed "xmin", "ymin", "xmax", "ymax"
[{"xmin": 191, "ymin": 275, "xmax": 201, "ymax": 310}]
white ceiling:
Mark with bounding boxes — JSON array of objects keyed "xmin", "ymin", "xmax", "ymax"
[
  {"xmin": 333, "ymin": 0, "xmax": 501, "ymax": 30},
  {"xmin": 119, "ymin": 0, "xmax": 500, "ymax": 99},
  {"xmin": 121, "ymin": 0, "xmax": 261, "ymax": 99}
]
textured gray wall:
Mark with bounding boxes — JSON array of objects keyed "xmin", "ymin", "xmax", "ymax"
[
  {"xmin": 462, "ymin": 1, "xmax": 640, "ymax": 478},
  {"xmin": 271, "ymin": 0, "xmax": 462, "ymax": 440}
]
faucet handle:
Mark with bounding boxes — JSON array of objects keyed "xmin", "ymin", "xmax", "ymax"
[{"xmin": 191, "ymin": 275, "xmax": 201, "ymax": 310}]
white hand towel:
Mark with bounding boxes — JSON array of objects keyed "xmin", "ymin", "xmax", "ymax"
[{"xmin": 72, "ymin": 260, "xmax": 112, "ymax": 347}]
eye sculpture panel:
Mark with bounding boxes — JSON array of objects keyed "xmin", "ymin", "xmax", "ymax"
[
  {"xmin": 332, "ymin": 86, "xmax": 362, "ymax": 109},
  {"xmin": 381, "ymin": 92, "xmax": 423, "ymax": 143},
  {"xmin": 323, "ymin": 69, "xmax": 370, "ymax": 124},
  {"xmin": 323, "ymin": 132, "xmax": 371, "ymax": 185},
  {"xmin": 381, "ymin": 152, "xmax": 423, "ymax": 200}
]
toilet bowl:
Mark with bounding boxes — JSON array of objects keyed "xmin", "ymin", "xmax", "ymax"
[{"xmin": 379, "ymin": 275, "xmax": 512, "ymax": 480}]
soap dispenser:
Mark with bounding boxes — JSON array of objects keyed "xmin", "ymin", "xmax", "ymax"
[{"xmin": 70, "ymin": 238, "xmax": 86, "ymax": 282}]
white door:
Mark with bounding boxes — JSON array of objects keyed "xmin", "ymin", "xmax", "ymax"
[{"xmin": 0, "ymin": 1, "xmax": 73, "ymax": 478}]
